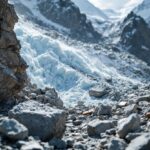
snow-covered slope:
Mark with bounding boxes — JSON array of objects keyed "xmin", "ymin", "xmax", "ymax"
[
  {"xmin": 14, "ymin": 17, "xmax": 150, "ymax": 106},
  {"xmin": 134, "ymin": 0, "xmax": 150, "ymax": 24},
  {"xmin": 72, "ymin": 0, "xmax": 108, "ymax": 21}
]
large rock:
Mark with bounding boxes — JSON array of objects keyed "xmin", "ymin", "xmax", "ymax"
[
  {"xmin": 0, "ymin": 0, "xmax": 27, "ymax": 100},
  {"xmin": 0, "ymin": 117, "xmax": 28, "ymax": 140},
  {"xmin": 117, "ymin": 114, "xmax": 140, "ymax": 138},
  {"xmin": 87, "ymin": 119, "xmax": 116, "ymax": 136},
  {"xmin": 126, "ymin": 133, "xmax": 150, "ymax": 150},
  {"xmin": 8, "ymin": 100, "xmax": 67, "ymax": 141}
]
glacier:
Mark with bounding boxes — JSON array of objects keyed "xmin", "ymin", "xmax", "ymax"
[{"xmin": 14, "ymin": 17, "xmax": 150, "ymax": 106}]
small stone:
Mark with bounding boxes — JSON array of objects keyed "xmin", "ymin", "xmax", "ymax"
[
  {"xmin": 89, "ymin": 88, "xmax": 107, "ymax": 98},
  {"xmin": 108, "ymin": 138, "xmax": 127, "ymax": 150},
  {"xmin": 126, "ymin": 133, "xmax": 150, "ymax": 150},
  {"xmin": 136, "ymin": 95, "xmax": 150, "ymax": 102},
  {"xmin": 125, "ymin": 133, "xmax": 142, "ymax": 142},
  {"xmin": 65, "ymin": 138, "xmax": 74, "ymax": 148},
  {"xmin": 146, "ymin": 112, "xmax": 150, "ymax": 119},
  {"xmin": 29, "ymin": 93, "xmax": 37, "ymax": 99},
  {"xmin": 117, "ymin": 114, "xmax": 140, "ymax": 138},
  {"xmin": 124, "ymin": 104, "xmax": 138, "ymax": 116},
  {"xmin": 0, "ymin": 117, "xmax": 28, "ymax": 140},
  {"xmin": 82, "ymin": 108, "xmax": 95, "ymax": 116},
  {"xmin": 118, "ymin": 101, "xmax": 128, "ymax": 107},
  {"xmin": 74, "ymin": 142, "xmax": 87, "ymax": 150},
  {"xmin": 73, "ymin": 120, "xmax": 82, "ymax": 126},
  {"xmin": 87, "ymin": 119, "xmax": 116, "ymax": 136},
  {"xmin": 49, "ymin": 138, "xmax": 67, "ymax": 149},
  {"xmin": 106, "ymin": 128, "xmax": 116, "ymax": 135},
  {"xmin": 96, "ymin": 104, "xmax": 112, "ymax": 116}
]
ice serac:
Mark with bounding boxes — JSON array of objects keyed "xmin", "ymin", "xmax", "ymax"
[
  {"xmin": 119, "ymin": 12, "xmax": 150, "ymax": 65},
  {"xmin": 37, "ymin": 0, "xmax": 101, "ymax": 42},
  {"xmin": 0, "ymin": 0, "xmax": 27, "ymax": 100}
]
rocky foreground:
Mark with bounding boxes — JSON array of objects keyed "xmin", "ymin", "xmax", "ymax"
[{"xmin": 0, "ymin": 84, "xmax": 150, "ymax": 150}]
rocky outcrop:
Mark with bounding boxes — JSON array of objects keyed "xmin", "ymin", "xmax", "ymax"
[
  {"xmin": 38, "ymin": 0, "xmax": 101, "ymax": 42},
  {"xmin": 0, "ymin": 0, "xmax": 27, "ymax": 100},
  {"xmin": 119, "ymin": 12, "xmax": 150, "ymax": 65}
]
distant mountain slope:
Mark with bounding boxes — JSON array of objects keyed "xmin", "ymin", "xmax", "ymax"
[
  {"xmin": 134, "ymin": 0, "xmax": 150, "ymax": 24},
  {"xmin": 72, "ymin": 0, "xmax": 108, "ymax": 21},
  {"xmin": 119, "ymin": 12, "xmax": 150, "ymax": 65},
  {"xmin": 10, "ymin": 0, "xmax": 101, "ymax": 42}
]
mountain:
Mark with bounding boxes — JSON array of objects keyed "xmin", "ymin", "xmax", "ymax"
[
  {"xmin": 134, "ymin": 0, "xmax": 150, "ymax": 24},
  {"xmin": 119, "ymin": 12, "xmax": 150, "ymax": 65},
  {"xmin": 11, "ymin": 0, "xmax": 101, "ymax": 42},
  {"xmin": 72, "ymin": 0, "xmax": 108, "ymax": 21}
]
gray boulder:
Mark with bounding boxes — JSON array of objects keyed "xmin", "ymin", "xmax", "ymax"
[
  {"xmin": 9, "ymin": 100, "xmax": 67, "ymax": 141},
  {"xmin": 126, "ymin": 133, "xmax": 150, "ymax": 150},
  {"xmin": 108, "ymin": 138, "xmax": 127, "ymax": 150},
  {"xmin": 89, "ymin": 88, "xmax": 107, "ymax": 98},
  {"xmin": 87, "ymin": 119, "xmax": 116, "ymax": 136},
  {"xmin": 117, "ymin": 114, "xmax": 140, "ymax": 138},
  {"xmin": 0, "ymin": 117, "xmax": 28, "ymax": 140}
]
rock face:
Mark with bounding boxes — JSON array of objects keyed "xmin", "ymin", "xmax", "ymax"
[
  {"xmin": 8, "ymin": 100, "xmax": 67, "ymax": 141},
  {"xmin": 120, "ymin": 12, "xmax": 150, "ymax": 65},
  {"xmin": 0, "ymin": 0, "xmax": 27, "ymax": 100},
  {"xmin": 38, "ymin": 0, "xmax": 101, "ymax": 41},
  {"xmin": 0, "ymin": 117, "xmax": 28, "ymax": 140}
]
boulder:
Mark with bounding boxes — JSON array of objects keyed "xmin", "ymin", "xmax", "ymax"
[
  {"xmin": 9, "ymin": 100, "xmax": 67, "ymax": 141},
  {"xmin": 0, "ymin": 117, "xmax": 28, "ymax": 140},
  {"xmin": 117, "ymin": 114, "xmax": 140, "ymax": 138},
  {"xmin": 126, "ymin": 133, "xmax": 150, "ymax": 150},
  {"xmin": 87, "ymin": 119, "xmax": 116, "ymax": 136},
  {"xmin": 89, "ymin": 88, "xmax": 107, "ymax": 98}
]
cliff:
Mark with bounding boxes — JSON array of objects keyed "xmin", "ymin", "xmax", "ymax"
[{"xmin": 0, "ymin": 0, "xmax": 27, "ymax": 100}]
